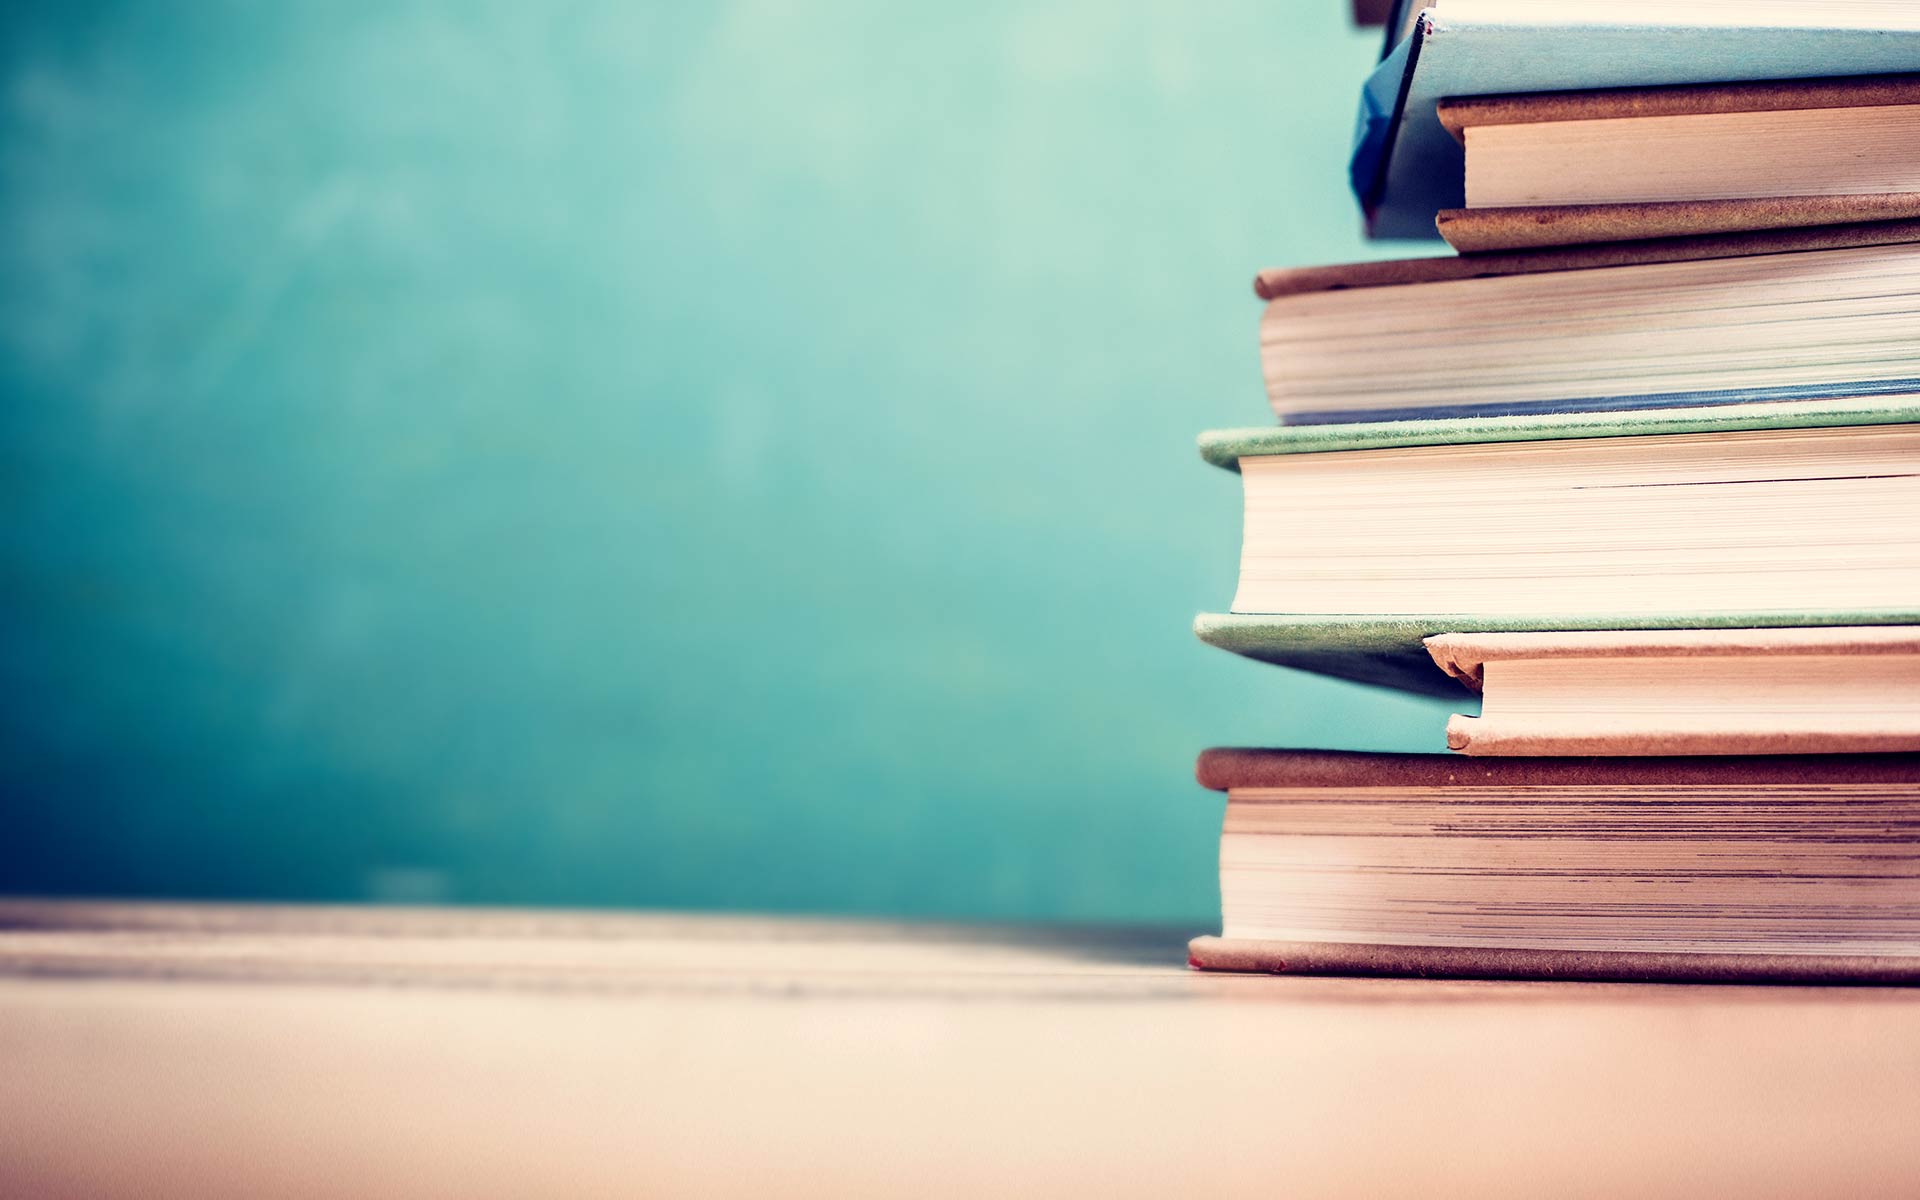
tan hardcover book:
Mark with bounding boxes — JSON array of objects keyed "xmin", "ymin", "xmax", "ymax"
[
  {"xmin": 1189, "ymin": 748, "xmax": 1920, "ymax": 983},
  {"xmin": 1427, "ymin": 627, "xmax": 1920, "ymax": 756},
  {"xmin": 1432, "ymin": 75, "xmax": 1920, "ymax": 251}
]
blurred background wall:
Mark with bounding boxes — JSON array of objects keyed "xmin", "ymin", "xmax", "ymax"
[{"xmin": 0, "ymin": 1, "xmax": 1448, "ymax": 921}]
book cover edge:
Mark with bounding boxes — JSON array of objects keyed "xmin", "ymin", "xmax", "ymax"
[
  {"xmin": 1187, "ymin": 936, "xmax": 1920, "ymax": 984},
  {"xmin": 1197, "ymin": 398, "xmax": 1920, "ymax": 470}
]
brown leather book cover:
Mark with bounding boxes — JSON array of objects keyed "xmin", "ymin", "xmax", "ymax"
[
  {"xmin": 1251, "ymin": 217, "xmax": 1920, "ymax": 300},
  {"xmin": 1187, "ymin": 937, "xmax": 1920, "ymax": 985},
  {"xmin": 1435, "ymin": 194, "xmax": 1920, "ymax": 252},
  {"xmin": 1193, "ymin": 746, "xmax": 1920, "ymax": 792},
  {"xmin": 1435, "ymin": 74, "xmax": 1920, "ymax": 143},
  {"xmin": 1191, "ymin": 748, "xmax": 1920, "ymax": 983}
]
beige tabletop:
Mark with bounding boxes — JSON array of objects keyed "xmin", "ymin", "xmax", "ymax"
[{"xmin": 2, "ymin": 899, "xmax": 1917, "ymax": 1199}]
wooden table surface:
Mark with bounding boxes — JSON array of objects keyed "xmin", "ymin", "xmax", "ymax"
[{"xmin": 3, "ymin": 899, "xmax": 1918, "ymax": 1199}]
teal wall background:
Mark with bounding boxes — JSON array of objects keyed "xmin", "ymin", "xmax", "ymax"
[{"xmin": 0, "ymin": 1, "xmax": 1452, "ymax": 920}]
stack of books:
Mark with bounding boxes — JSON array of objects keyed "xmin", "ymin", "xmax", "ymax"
[{"xmin": 1188, "ymin": 6, "xmax": 1920, "ymax": 984}]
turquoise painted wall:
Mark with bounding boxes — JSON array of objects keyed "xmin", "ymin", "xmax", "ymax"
[{"xmin": 0, "ymin": 1, "xmax": 1451, "ymax": 920}]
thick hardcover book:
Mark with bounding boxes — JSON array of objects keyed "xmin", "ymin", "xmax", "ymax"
[
  {"xmin": 1193, "ymin": 397, "xmax": 1920, "ymax": 694},
  {"xmin": 1425, "ymin": 627, "xmax": 1920, "ymax": 755},
  {"xmin": 1189, "ymin": 748, "xmax": 1920, "ymax": 983},
  {"xmin": 1350, "ymin": 10, "xmax": 1920, "ymax": 239},
  {"xmin": 1432, "ymin": 76, "xmax": 1920, "ymax": 251},
  {"xmin": 1253, "ymin": 232, "xmax": 1920, "ymax": 423}
]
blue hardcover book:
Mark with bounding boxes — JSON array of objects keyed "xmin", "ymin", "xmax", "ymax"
[{"xmin": 1353, "ymin": 6, "xmax": 1920, "ymax": 240}]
